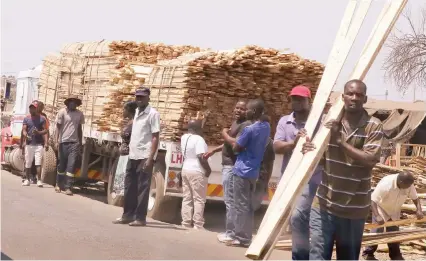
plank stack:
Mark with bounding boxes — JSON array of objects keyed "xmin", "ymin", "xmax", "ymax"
[
  {"xmin": 126, "ymin": 46, "xmax": 324, "ymax": 144},
  {"xmin": 37, "ymin": 41, "xmax": 204, "ymax": 131}
]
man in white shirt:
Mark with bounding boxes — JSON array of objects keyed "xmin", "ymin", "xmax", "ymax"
[
  {"xmin": 180, "ymin": 120, "xmax": 211, "ymax": 229},
  {"xmin": 362, "ymin": 171, "xmax": 424, "ymax": 260},
  {"xmin": 113, "ymin": 87, "xmax": 160, "ymax": 227}
]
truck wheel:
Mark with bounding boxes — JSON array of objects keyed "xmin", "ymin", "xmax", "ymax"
[
  {"xmin": 107, "ymin": 158, "xmax": 124, "ymax": 207},
  {"xmin": 147, "ymin": 154, "xmax": 181, "ymax": 223},
  {"xmin": 41, "ymin": 146, "xmax": 57, "ymax": 186}
]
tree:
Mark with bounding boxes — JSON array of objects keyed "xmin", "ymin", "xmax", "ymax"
[{"xmin": 384, "ymin": 8, "xmax": 426, "ymax": 93}]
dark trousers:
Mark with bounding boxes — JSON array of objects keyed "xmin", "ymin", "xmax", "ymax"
[
  {"xmin": 122, "ymin": 159, "xmax": 153, "ymax": 221},
  {"xmin": 310, "ymin": 207, "xmax": 365, "ymax": 260},
  {"xmin": 362, "ymin": 216, "xmax": 401, "ymax": 259},
  {"xmin": 56, "ymin": 142, "xmax": 80, "ymax": 189},
  {"xmin": 230, "ymin": 172, "xmax": 256, "ymax": 244},
  {"xmin": 290, "ymin": 182, "xmax": 319, "ymax": 260}
]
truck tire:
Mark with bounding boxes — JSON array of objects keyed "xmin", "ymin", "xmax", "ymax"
[
  {"xmin": 147, "ymin": 153, "xmax": 181, "ymax": 224},
  {"xmin": 107, "ymin": 158, "xmax": 124, "ymax": 207},
  {"xmin": 41, "ymin": 146, "xmax": 57, "ymax": 186}
]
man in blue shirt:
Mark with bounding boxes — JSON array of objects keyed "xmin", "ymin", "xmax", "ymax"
[{"xmin": 222, "ymin": 99, "xmax": 271, "ymax": 247}]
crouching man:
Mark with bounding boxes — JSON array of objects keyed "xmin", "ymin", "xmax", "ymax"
[{"xmin": 362, "ymin": 171, "xmax": 424, "ymax": 260}]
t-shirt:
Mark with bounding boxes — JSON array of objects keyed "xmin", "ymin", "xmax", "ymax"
[
  {"xmin": 55, "ymin": 108, "xmax": 85, "ymax": 143},
  {"xmin": 372, "ymin": 174, "xmax": 418, "ymax": 221},
  {"xmin": 23, "ymin": 115, "xmax": 46, "ymax": 145},
  {"xmin": 233, "ymin": 121, "xmax": 271, "ymax": 179},
  {"xmin": 222, "ymin": 120, "xmax": 251, "ymax": 166},
  {"xmin": 181, "ymin": 133, "xmax": 208, "ymax": 174}
]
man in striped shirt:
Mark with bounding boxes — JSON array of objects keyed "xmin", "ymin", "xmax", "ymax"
[{"xmin": 302, "ymin": 79, "xmax": 384, "ymax": 260}]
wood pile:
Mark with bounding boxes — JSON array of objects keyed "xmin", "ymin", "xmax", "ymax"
[
  {"xmin": 98, "ymin": 46, "xmax": 324, "ymax": 144},
  {"xmin": 37, "ymin": 41, "xmax": 204, "ymax": 131}
]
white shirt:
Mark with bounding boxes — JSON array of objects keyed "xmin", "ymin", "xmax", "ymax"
[
  {"xmin": 129, "ymin": 105, "xmax": 160, "ymax": 160},
  {"xmin": 181, "ymin": 133, "xmax": 208, "ymax": 174},
  {"xmin": 372, "ymin": 174, "xmax": 418, "ymax": 221}
]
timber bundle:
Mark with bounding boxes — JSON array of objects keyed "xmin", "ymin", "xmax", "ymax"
[{"xmin": 99, "ymin": 46, "xmax": 324, "ymax": 144}]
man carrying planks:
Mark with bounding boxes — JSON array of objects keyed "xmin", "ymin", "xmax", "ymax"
[
  {"xmin": 362, "ymin": 170, "xmax": 424, "ymax": 260},
  {"xmin": 302, "ymin": 79, "xmax": 384, "ymax": 260},
  {"xmin": 273, "ymin": 85, "xmax": 323, "ymax": 260},
  {"xmin": 222, "ymin": 99, "xmax": 271, "ymax": 247},
  {"xmin": 204, "ymin": 101, "xmax": 250, "ymax": 242}
]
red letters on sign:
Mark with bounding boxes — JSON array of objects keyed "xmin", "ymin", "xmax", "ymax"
[{"xmin": 171, "ymin": 153, "xmax": 183, "ymax": 164}]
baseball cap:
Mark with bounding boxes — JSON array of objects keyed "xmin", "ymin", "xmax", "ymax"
[
  {"xmin": 135, "ymin": 87, "xmax": 151, "ymax": 96},
  {"xmin": 290, "ymin": 85, "xmax": 311, "ymax": 98},
  {"xmin": 29, "ymin": 101, "xmax": 38, "ymax": 108}
]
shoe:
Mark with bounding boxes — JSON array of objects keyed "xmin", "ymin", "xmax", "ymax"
[
  {"xmin": 37, "ymin": 180, "xmax": 43, "ymax": 187},
  {"xmin": 55, "ymin": 186, "xmax": 61, "ymax": 193},
  {"xmin": 129, "ymin": 220, "xmax": 147, "ymax": 227},
  {"xmin": 225, "ymin": 239, "xmax": 250, "ymax": 248},
  {"xmin": 112, "ymin": 218, "xmax": 133, "ymax": 224},
  {"xmin": 22, "ymin": 180, "xmax": 30, "ymax": 186},
  {"xmin": 31, "ymin": 179, "xmax": 37, "ymax": 184},
  {"xmin": 193, "ymin": 226, "xmax": 205, "ymax": 231},
  {"xmin": 391, "ymin": 255, "xmax": 404, "ymax": 260},
  {"xmin": 64, "ymin": 189, "xmax": 73, "ymax": 196},
  {"xmin": 217, "ymin": 233, "xmax": 234, "ymax": 243},
  {"xmin": 363, "ymin": 254, "xmax": 378, "ymax": 260}
]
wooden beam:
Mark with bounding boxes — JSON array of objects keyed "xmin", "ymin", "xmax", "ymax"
[
  {"xmin": 396, "ymin": 143, "xmax": 402, "ymax": 168},
  {"xmin": 259, "ymin": 0, "xmax": 370, "ymax": 232},
  {"xmin": 246, "ymin": 1, "xmax": 408, "ymax": 260},
  {"xmin": 364, "ymin": 217, "xmax": 426, "ymax": 230}
]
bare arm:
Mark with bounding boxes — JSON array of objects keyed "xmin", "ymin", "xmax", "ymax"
[
  {"xmin": 55, "ymin": 124, "xmax": 61, "ymax": 144},
  {"xmin": 149, "ymin": 132, "xmax": 160, "ymax": 162},
  {"xmin": 273, "ymin": 140, "xmax": 296, "ymax": 154},
  {"xmin": 340, "ymin": 141, "xmax": 378, "ymax": 168},
  {"xmin": 370, "ymin": 201, "xmax": 384, "ymax": 224},
  {"xmin": 222, "ymin": 129, "xmax": 236, "ymax": 146},
  {"xmin": 211, "ymin": 144, "xmax": 224, "ymax": 153},
  {"xmin": 197, "ymin": 154, "xmax": 212, "ymax": 177},
  {"xmin": 413, "ymin": 199, "xmax": 424, "ymax": 219}
]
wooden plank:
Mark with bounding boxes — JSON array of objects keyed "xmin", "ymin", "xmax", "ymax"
[
  {"xmin": 365, "ymin": 217, "xmax": 426, "ymax": 230},
  {"xmin": 258, "ymin": 0, "xmax": 370, "ymax": 231},
  {"xmin": 396, "ymin": 143, "xmax": 402, "ymax": 168},
  {"xmin": 246, "ymin": 0, "xmax": 408, "ymax": 260}
]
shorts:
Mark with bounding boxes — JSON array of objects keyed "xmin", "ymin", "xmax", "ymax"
[{"xmin": 24, "ymin": 145, "xmax": 43, "ymax": 168}]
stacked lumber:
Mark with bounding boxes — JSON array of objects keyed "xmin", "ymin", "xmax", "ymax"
[
  {"xmin": 37, "ymin": 41, "xmax": 203, "ymax": 131},
  {"xmin": 101, "ymin": 46, "xmax": 323, "ymax": 144}
]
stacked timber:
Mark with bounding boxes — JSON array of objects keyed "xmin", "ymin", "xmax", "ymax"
[
  {"xmin": 37, "ymin": 41, "xmax": 203, "ymax": 131},
  {"xmin": 97, "ymin": 46, "xmax": 325, "ymax": 144}
]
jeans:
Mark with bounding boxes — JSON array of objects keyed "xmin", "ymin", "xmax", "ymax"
[
  {"xmin": 310, "ymin": 207, "xmax": 365, "ymax": 260},
  {"xmin": 290, "ymin": 182, "xmax": 319, "ymax": 260},
  {"xmin": 222, "ymin": 165, "xmax": 234, "ymax": 237},
  {"xmin": 122, "ymin": 159, "xmax": 153, "ymax": 221},
  {"xmin": 362, "ymin": 216, "xmax": 401, "ymax": 259},
  {"xmin": 230, "ymin": 172, "xmax": 256, "ymax": 244},
  {"xmin": 56, "ymin": 142, "xmax": 80, "ymax": 189}
]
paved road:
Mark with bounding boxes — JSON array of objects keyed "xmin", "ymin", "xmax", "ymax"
[{"xmin": 1, "ymin": 171, "xmax": 290, "ymax": 260}]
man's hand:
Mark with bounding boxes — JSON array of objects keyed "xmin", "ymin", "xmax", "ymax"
[
  {"xmin": 294, "ymin": 128, "xmax": 307, "ymax": 144},
  {"xmin": 222, "ymin": 128, "xmax": 229, "ymax": 136},
  {"xmin": 44, "ymin": 144, "xmax": 49, "ymax": 151},
  {"xmin": 143, "ymin": 158, "xmax": 154, "ymax": 172},
  {"xmin": 205, "ymin": 169, "xmax": 212, "ymax": 178},
  {"xmin": 325, "ymin": 119, "xmax": 342, "ymax": 144},
  {"xmin": 203, "ymin": 151, "xmax": 215, "ymax": 159},
  {"xmin": 416, "ymin": 210, "xmax": 424, "ymax": 220},
  {"xmin": 301, "ymin": 136, "xmax": 316, "ymax": 154},
  {"xmin": 374, "ymin": 215, "xmax": 385, "ymax": 225}
]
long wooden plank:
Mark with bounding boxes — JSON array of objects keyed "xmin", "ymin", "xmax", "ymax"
[
  {"xmin": 365, "ymin": 217, "xmax": 426, "ymax": 230},
  {"xmin": 246, "ymin": 0, "xmax": 408, "ymax": 259},
  {"xmin": 259, "ymin": 0, "xmax": 371, "ymax": 231}
]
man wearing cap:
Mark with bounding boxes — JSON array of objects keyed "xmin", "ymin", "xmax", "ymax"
[
  {"xmin": 113, "ymin": 87, "xmax": 160, "ymax": 226},
  {"xmin": 55, "ymin": 95, "xmax": 85, "ymax": 196},
  {"xmin": 273, "ymin": 85, "xmax": 323, "ymax": 260},
  {"xmin": 22, "ymin": 101, "xmax": 49, "ymax": 187}
]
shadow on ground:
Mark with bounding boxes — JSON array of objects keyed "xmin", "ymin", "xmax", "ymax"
[{"xmin": 1, "ymin": 252, "xmax": 12, "ymax": 260}]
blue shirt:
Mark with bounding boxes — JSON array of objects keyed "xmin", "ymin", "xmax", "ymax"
[
  {"xmin": 273, "ymin": 112, "xmax": 323, "ymax": 185},
  {"xmin": 23, "ymin": 115, "xmax": 46, "ymax": 146},
  {"xmin": 233, "ymin": 121, "xmax": 271, "ymax": 179}
]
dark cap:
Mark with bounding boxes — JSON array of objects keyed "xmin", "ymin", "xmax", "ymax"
[{"xmin": 135, "ymin": 87, "xmax": 150, "ymax": 97}]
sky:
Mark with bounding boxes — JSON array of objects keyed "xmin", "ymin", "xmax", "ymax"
[{"xmin": 1, "ymin": 0, "xmax": 425, "ymax": 102}]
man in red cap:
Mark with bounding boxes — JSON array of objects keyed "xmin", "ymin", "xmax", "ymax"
[
  {"xmin": 21, "ymin": 101, "xmax": 48, "ymax": 187},
  {"xmin": 273, "ymin": 85, "xmax": 323, "ymax": 260}
]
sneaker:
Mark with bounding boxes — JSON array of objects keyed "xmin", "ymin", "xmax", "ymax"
[
  {"xmin": 217, "ymin": 233, "xmax": 233, "ymax": 243},
  {"xmin": 180, "ymin": 224, "xmax": 192, "ymax": 229},
  {"xmin": 37, "ymin": 180, "xmax": 43, "ymax": 187},
  {"xmin": 55, "ymin": 186, "xmax": 61, "ymax": 193},
  {"xmin": 64, "ymin": 189, "xmax": 73, "ymax": 196},
  {"xmin": 193, "ymin": 226, "xmax": 205, "ymax": 231},
  {"xmin": 22, "ymin": 180, "xmax": 30, "ymax": 186},
  {"xmin": 225, "ymin": 239, "xmax": 250, "ymax": 248}
]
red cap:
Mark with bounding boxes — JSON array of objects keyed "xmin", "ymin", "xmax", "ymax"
[
  {"xmin": 29, "ymin": 101, "xmax": 38, "ymax": 108},
  {"xmin": 290, "ymin": 85, "xmax": 311, "ymax": 98}
]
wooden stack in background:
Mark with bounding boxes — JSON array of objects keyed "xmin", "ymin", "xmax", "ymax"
[{"xmin": 107, "ymin": 46, "xmax": 324, "ymax": 144}]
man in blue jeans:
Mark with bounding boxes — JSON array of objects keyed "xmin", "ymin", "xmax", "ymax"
[
  {"xmin": 273, "ymin": 85, "xmax": 323, "ymax": 260},
  {"xmin": 204, "ymin": 101, "xmax": 249, "ymax": 242},
  {"xmin": 222, "ymin": 99, "xmax": 270, "ymax": 247},
  {"xmin": 302, "ymin": 80, "xmax": 384, "ymax": 260}
]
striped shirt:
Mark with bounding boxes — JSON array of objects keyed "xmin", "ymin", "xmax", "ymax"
[{"xmin": 313, "ymin": 110, "xmax": 384, "ymax": 219}]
